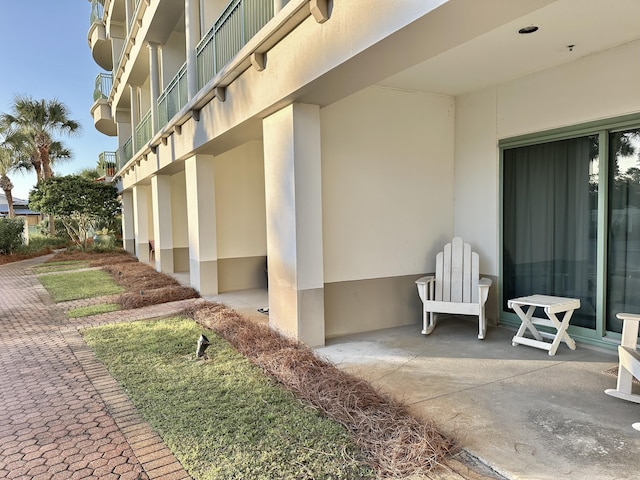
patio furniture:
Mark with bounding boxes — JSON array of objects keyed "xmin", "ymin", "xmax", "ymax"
[
  {"xmin": 415, "ymin": 237, "xmax": 492, "ymax": 339},
  {"xmin": 508, "ymin": 295, "xmax": 579, "ymax": 356},
  {"xmin": 604, "ymin": 312, "xmax": 640, "ymax": 431}
]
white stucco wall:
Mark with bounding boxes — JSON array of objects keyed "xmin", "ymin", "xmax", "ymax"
[
  {"xmin": 161, "ymin": 30, "xmax": 186, "ymax": 87},
  {"xmin": 214, "ymin": 141, "xmax": 267, "ymax": 259},
  {"xmin": 321, "ymin": 86, "xmax": 455, "ymax": 283},
  {"xmin": 454, "ymin": 39, "xmax": 640, "ymax": 277},
  {"xmin": 170, "ymin": 171, "xmax": 188, "ymax": 248}
]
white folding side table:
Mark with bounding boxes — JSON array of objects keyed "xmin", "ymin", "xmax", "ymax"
[{"xmin": 507, "ymin": 295, "xmax": 580, "ymax": 356}]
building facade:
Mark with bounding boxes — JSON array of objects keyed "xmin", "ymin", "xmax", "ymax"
[{"xmin": 88, "ymin": 0, "xmax": 640, "ymax": 348}]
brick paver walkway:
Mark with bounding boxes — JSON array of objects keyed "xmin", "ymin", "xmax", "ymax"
[{"xmin": 0, "ymin": 255, "xmax": 199, "ymax": 479}]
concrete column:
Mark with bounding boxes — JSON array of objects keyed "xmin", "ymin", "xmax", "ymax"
[
  {"xmin": 185, "ymin": 0, "xmax": 201, "ymax": 100},
  {"xmin": 185, "ymin": 154, "xmax": 218, "ymax": 295},
  {"xmin": 151, "ymin": 175, "xmax": 174, "ymax": 273},
  {"xmin": 129, "ymin": 85, "xmax": 139, "ymax": 152},
  {"xmin": 121, "ymin": 190, "xmax": 135, "ymax": 254},
  {"xmin": 148, "ymin": 43, "xmax": 160, "ymax": 133},
  {"xmin": 132, "ymin": 185, "xmax": 151, "ymax": 262},
  {"xmin": 273, "ymin": 0, "xmax": 286, "ymax": 13},
  {"xmin": 263, "ymin": 103, "xmax": 325, "ymax": 347}
]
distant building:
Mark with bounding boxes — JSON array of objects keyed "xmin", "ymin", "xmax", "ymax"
[{"xmin": 0, "ymin": 194, "xmax": 40, "ymax": 234}]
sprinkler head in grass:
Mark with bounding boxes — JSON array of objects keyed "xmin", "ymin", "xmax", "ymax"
[{"xmin": 196, "ymin": 334, "xmax": 210, "ymax": 359}]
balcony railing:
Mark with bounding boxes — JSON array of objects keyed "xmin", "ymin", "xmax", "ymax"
[
  {"xmin": 94, "ymin": 73, "xmax": 113, "ymax": 101},
  {"xmin": 135, "ymin": 109, "xmax": 153, "ymax": 149},
  {"xmin": 129, "ymin": 0, "xmax": 142, "ymax": 29},
  {"xmin": 90, "ymin": 0, "xmax": 105, "ymax": 24},
  {"xmin": 196, "ymin": 0, "xmax": 274, "ymax": 89},
  {"xmin": 123, "ymin": 137, "xmax": 133, "ymax": 164},
  {"xmin": 97, "ymin": 151, "xmax": 118, "ymax": 176},
  {"xmin": 117, "ymin": 0, "xmax": 275, "ymax": 169},
  {"xmin": 113, "ymin": 0, "xmax": 143, "ymax": 89},
  {"xmin": 157, "ymin": 62, "xmax": 188, "ymax": 129}
]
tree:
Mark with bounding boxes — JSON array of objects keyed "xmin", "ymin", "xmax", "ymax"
[
  {"xmin": 29, "ymin": 175, "xmax": 121, "ymax": 249},
  {"xmin": 1, "ymin": 96, "xmax": 79, "ymax": 181},
  {"xmin": 0, "ymin": 126, "xmax": 21, "ymax": 218},
  {"xmin": 1, "ymin": 96, "xmax": 79, "ymax": 235},
  {"xmin": 78, "ymin": 167, "xmax": 102, "ymax": 180}
]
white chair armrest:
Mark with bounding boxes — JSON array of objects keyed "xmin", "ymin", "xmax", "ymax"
[
  {"xmin": 415, "ymin": 275, "xmax": 435, "ymax": 286},
  {"xmin": 617, "ymin": 313, "xmax": 640, "ymax": 323},
  {"xmin": 617, "ymin": 313, "xmax": 640, "ymax": 349},
  {"xmin": 478, "ymin": 277, "xmax": 492, "ymax": 305},
  {"xmin": 415, "ymin": 276, "xmax": 435, "ymax": 303}
]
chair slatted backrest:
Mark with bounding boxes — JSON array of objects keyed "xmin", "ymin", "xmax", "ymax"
[{"xmin": 434, "ymin": 237, "xmax": 480, "ymax": 303}]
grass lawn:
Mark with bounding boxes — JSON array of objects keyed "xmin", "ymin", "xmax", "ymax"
[
  {"xmin": 38, "ymin": 269, "xmax": 124, "ymax": 302},
  {"xmin": 82, "ymin": 317, "xmax": 374, "ymax": 480},
  {"xmin": 67, "ymin": 303, "xmax": 120, "ymax": 318},
  {"xmin": 32, "ymin": 260, "xmax": 91, "ymax": 273}
]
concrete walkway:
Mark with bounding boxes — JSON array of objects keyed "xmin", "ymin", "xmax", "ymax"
[
  {"xmin": 316, "ymin": 320, "xmax": 640, "ymax": 480},
  {"xmin": 0, "ymin": 255, "xmax": 197, "ymax": 480}
]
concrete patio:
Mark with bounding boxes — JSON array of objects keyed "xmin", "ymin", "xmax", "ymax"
[{"xmin": 202, "ymin": 287, "xmax": 639, "ymax": 480}]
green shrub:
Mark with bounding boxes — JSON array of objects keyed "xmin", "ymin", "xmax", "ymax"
[
  {"xmin": 27, "ymin": 236, "xmax": 68, "ymax": 250},
  {"xmin": 38, "ymin": 218, "xmax": 71, "ymax": 240},
  {"xmin": 0, "ymin": 218, "xmax": 25, "ymax": 254}
]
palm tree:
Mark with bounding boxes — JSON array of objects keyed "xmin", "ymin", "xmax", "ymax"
[
  {"xmin": 0, "ymin": 162, "xmax": 16, "ymax": 218},
  {"xmin": 0, "ymin": 127, "xmax": 20, "ymax": 218},
  {"xmin": 1, "ymin": 96, "xmax": 79, "ymax": 182}
]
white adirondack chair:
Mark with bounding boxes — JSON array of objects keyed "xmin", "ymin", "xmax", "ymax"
[
  {"xmin": 415, "ymin": 237, "xmax": 492, "ymax": 339},
  {"xmin": 604, "ymin": 312, "xmax": 640, "ymax": 431}
]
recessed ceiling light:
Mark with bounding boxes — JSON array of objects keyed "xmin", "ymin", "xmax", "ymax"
[{"xmin": 518, "ymin": 25, "xmax": 539, "ymax": 34}]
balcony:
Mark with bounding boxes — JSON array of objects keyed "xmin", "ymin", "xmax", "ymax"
[
  {"xmin": 122, "ymin": 137, "xmax": 133, "ymax": 164},
  {"xmin": 135, "ymin": 110, "xmax": 153, "ymax": 150},
  {"xmin": 88, "ymin": 0, "xmax": 113, "ymax": 71},
  {"xmin": 196, "ymin": 0, "xmax": 274, "ymax": 89},
  {"xmin": 96, "ymin": 151, "xmax": 118, "ymax": 178},
  {"xmin": 157, "ymin": 63, "xmax": 188, "ymax": 130},
  {"xmin": 91, "ymin": 73, "xmax": 117, "ymax": 136}
]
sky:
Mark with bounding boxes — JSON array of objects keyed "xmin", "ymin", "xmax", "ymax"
[{"xmin": 0, "ymin": 0, "xmax": 116, "ymax": 200}]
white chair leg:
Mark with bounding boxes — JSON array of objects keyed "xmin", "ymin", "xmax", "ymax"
[
  {"xmin": 422, "ymin": 311, "xmax": 437, "ymax": 335},
  {"xmin": 478, "ymin": 307, "xmax": 486, "ymax": 340}
]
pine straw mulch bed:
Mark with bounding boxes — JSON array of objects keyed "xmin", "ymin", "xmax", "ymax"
[
  {"xmin": 48, "ymin": 250, "xmax": 200, "ymax": 310},
  {"xmin": 47, "ymin": 249, "xmax": 138, "ymax": 267},
  {"xmin": 186, "ymin": 301, "xmax": 458, "ymax": 479},
  {"xmin": 102, "ymin": 260, "xmax": 200, "ymax": 310}
]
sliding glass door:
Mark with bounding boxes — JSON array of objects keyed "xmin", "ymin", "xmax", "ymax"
[
  {"xmin": 607, "ymin": 128, "xmax": 640, "ymax": 333},
  {"xmin": 501, "ymin": 121, "xmax": 640, "ymax": 344},
  {"xmin": 503, "ymin": 135, "xmax": 599, "ymax": 330}
]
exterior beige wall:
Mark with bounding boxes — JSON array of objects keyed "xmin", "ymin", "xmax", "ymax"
[
  {"xmin": 214, "ymin": 141, "xmax": 266, "ymax": 260},
  {"xmin": 161, "ymin": 30, "xmax": 186, "ymax": 87},
  {"xmin": 170, "ymin": 171, "xmax": 189, "ymax": 272},
  {"xmin": 453, "ymin": 88, "xmax": 498, "ymax": 274},
  {"xmin": 454, "ymin": 40, "xmax": 640, "ymax": 279},
  {"xmin": 218, "ymin": 256, "xmax": 267, "ymax": 292},
  {"xmin": 201, "ymin": 0, "xmax": 230, "ymax": 33},
  {"xmin": 321, "ymin": 86, "xmax": 455, "ymax": 283}
]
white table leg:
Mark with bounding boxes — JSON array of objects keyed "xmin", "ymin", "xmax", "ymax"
[
  {"xmin": 511, "ymin": 304, "xmax": 543, "ymax": 346},
  {"xmin": 546, "ymin": 309, "xmax": 577, "ymax": 356}
]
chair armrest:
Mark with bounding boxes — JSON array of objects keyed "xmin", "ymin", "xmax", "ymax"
[
  {"xmin": 478, "ymin": 277, "xmax": 492, "ymax": 304},
  {"xmin": 415, "ymin": 276, "xmax": 435, "ymax": 303},
  {"xmin": 415, "ymin": 275, "xmax": 435, "ymax": 286},
  {"xmin": 617, "ymin": 313, "xmax": 640, "ymax": 349},
  {"xmin": 617, "ymin": 313, "xmax": 640, "ymax": 323}
]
